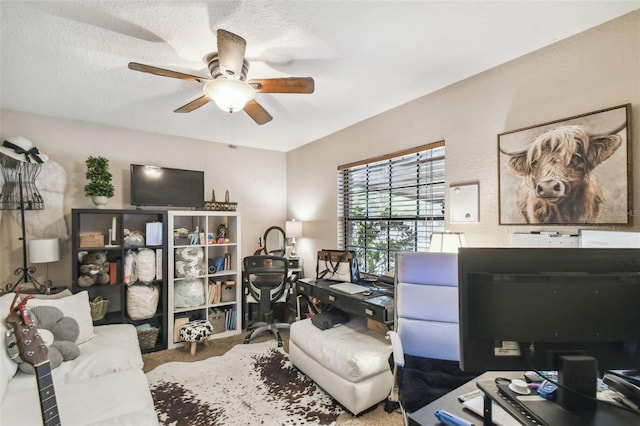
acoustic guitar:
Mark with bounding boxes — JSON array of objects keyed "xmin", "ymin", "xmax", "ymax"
[{"xmin": 5, "ymin": 293, "xmax": 61, "ymax": 426}]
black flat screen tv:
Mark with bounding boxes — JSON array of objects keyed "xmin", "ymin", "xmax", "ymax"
[{"xmin": 130, "ymin": 164, "xmax": 204, "ymax": 208}]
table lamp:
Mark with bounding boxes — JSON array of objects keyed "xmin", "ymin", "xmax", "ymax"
[
  {"xmin": 285, "ymin": 220, "xmax": 303, "ymax": 257},
  {"xmin": 28, "ymin": 238, "xmax": 61, "ymax": 291},
  {"xmin": 428, "ymin": 232, "xmax": 467, "ymax": 253}
]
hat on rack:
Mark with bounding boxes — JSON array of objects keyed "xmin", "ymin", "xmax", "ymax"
[{"xmin": 0, "ymin": 136, "xmax": 49, "ymax": 163}]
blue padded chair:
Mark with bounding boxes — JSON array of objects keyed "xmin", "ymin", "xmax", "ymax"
[{"xmin": 386, "ymin": 252, "xmax": 477, "ymax": 422}]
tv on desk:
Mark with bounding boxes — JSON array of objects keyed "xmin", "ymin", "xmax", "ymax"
[{"xmin": 458, "ymin": 247, "xmax": 640, "ymax": 374}]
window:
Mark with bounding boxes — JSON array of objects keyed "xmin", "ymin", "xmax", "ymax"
[{"xmin": 337, "ymin": 142, "xmax": 445, "ymax": 274}]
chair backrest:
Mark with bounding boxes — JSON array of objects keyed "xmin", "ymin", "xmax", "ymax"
[
  {"xmin": 243, "ymin": 255, "xmax": 289, "ymax": 313},
  {"xmin": 394, "ymin": 251, "xmax": 460, "ymax": 361}
]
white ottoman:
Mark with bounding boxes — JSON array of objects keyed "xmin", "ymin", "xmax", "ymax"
[{"xmin": 289, "ymin": 317, "xmax": 393, "ymax": 415}]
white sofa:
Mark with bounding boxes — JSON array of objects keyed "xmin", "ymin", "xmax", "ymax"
[
  {"xmin": 1, "ymin": 291, "xmax": 158, "ymax": 426},
  {"xmin": 289, "ymin": 317, "xmax": 393, "ymax": 415}
]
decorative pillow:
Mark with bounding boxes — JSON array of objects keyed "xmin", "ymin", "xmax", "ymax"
[
  {"xmin": 32, "ymin": 288, "xmax": 72, "ymax": 299},
  {"xmin": 18, "ymin": 305, "xmax": 80, "ymax": 374},
  {"xmin": 26, "ymin": 290, "xmax": 95, "ymax": 344}
]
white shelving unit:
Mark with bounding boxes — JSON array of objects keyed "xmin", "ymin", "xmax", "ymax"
[{"xmin": 167, "ymin": 210, "xmax": 242, "ymax": 348}]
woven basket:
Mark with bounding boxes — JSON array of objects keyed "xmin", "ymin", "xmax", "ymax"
[
  {"xmin": 137, "ymin": 327, "xmax": 160, "ymax": 350},
  {"xmin": 90, "ymin": 298, "xmax": 109, "ymax": 321},
  {"xmin": 204, "ymin": 190, "xmax": 237, "ymax": 212}
]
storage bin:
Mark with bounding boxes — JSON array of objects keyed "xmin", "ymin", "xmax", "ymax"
[
  {"xmin": 90, "ymin": 297, "xmax": 109, "ymax": 321},
  {"xmin": 208, "ymin": 310, "xmax": 226, "ymax": 334},
  {"xmin": 174, "ymin": 279, "xmax": 205, "ymax": 308},
  {"xmin": 127, "ymin": 283, "xmax": 159, "ymax": 320},
  {"xmin": 220, "ymin": 284, "xmax": 236, "ymax": 302},
  {"xmin": 79, "ymin": 233, "xmax": 104, "ymax": 248},
  {"xmin": 174, "ymin": 247, "xmax": 205, "ymax": 278},
  {"xmin": 137, "ymin": 327, "xmax": 160, "ymax": 350}
]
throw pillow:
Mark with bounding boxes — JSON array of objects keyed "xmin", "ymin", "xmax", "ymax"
[
  {"xmin": 27, "ymin": 290, "xmax": 95, "ymax": 344},
  {"xmin": 32, "ymin": 288, "xmax": 73, "ymax": 300},
  {"xmin": 18, "ymin": 305, "xmax": 81, "ymax": 374}
]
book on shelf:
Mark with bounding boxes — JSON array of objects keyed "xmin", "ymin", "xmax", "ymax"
[
  {"xmin": 214, "ymin": 281, "xmax": 222, "ymax": 304},
  {"xmin": 109, "ymin": 261, "xmax": 117, "ymax": 285},
  {"xmin": 207, "ymin": 280, "xmax": 216, "ymax": 304},
  {"xmin": 155, "ymin": 249, "xmax": 163, "ymax": 280},
  {"xmin": 225, "ymin": 306, "xmax": 237, "ymax": 331}
]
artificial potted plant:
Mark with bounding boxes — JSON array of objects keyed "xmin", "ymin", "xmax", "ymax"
[{"xmin": 84, "ymin": 156, "xmax": 115, "ymax": 207}]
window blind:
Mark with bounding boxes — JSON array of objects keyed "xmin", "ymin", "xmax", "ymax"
[{"xmin": 337, "ymin": 142, "xmax": 445, "ymax": 274}]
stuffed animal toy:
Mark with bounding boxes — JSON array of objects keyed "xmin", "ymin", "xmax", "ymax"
[
  {"xmin": 19, "ymin": 305, "xmax": 80, "ymax": 374},
  {"xmin": 78, "ymin": 251, "xmax": 110, "ymax": 287},
  {"xmin": 216, "ymin": 224, "xmax": 229, "ymax": 243}
]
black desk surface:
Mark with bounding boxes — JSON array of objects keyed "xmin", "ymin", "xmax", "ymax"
[
  {"xmin": 296, "ymin": 278, "xmax": 394, "ymax": 324},
  {"xmin": 408, "ymin": 371, "xmax": 513, "ymax": 426},
  {"xmin": 477, "ymin": 378, "xmax": 640, "ymax": 426},
  {"xmin": 409, "ymin": 371, "xmax": 640, "ymax": 426}
]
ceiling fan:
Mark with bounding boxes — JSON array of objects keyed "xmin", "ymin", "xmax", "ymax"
[{"xmin": 128, "ymin": 29, "xmax": 315, "ymax": 125}]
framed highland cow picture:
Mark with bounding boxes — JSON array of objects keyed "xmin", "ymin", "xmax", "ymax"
[{"xmin": 498, "ymin": 104, "xmax": 631, "ymax": 225}]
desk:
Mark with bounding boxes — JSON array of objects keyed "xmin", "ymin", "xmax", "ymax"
[
  {"xmin": 477, "ymin": 377, "xmax": 640, "ymax": 426},
  {"xmin": 408, "ymin": 371, "xmax": 512, "ymax": 426},
  {"xmin": 296, "ymin": 278, "xmax": 394, "ymax": 325},
  {"xmin": 410, "ymin": 371, "xmax": 640, "ymax": 426}
]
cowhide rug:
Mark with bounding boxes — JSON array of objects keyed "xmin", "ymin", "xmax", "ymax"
[{"xmin": 146, "ymin": 341, "xmax": 344, "ymax": 425}]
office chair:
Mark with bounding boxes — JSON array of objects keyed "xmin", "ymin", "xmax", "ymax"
[
  {"xmin": 243, "ymin": 255, "xmax": 291, "ymax": 347},
  {"xmin": 386, "ymin": 252, "xmax": 477, "ymax": 423}
]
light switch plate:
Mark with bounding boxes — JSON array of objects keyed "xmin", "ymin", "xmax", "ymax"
[{"xmin": 450, "ymin": 183, "xmax": 479, "ymax": 223}]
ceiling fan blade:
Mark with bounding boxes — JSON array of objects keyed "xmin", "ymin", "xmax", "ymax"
[
  {"xmin": 248, "ymin": 77, "xmax": 315, "ymax": 94},
  {"xmin": 128, "ymin": 62, "xmax": 208, "ymax": 83},
  {"xmin": 174, "ymin": 95, "xmax": 211, "ymax": 113},
  {"xmin": 217, "ymin": 29, "xmax": 246, "ymax": 78},
  {"xmin": 243, "ymin": 99, "xmax": 273, "ymax": 125}
]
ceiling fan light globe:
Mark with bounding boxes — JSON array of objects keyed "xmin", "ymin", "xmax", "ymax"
[{"xmin": 203, "ymin": 79, "xmax": 255, "ymax": 113}]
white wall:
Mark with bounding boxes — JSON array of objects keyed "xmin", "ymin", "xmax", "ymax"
[
  {"xmin": 0, "ymin": 110, "xmax": 287, "ymax": 287},
  {"xmin": 287, "ymin": 11, "xmax": 640, "ymax": 274}
]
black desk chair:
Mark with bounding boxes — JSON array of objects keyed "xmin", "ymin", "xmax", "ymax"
[{"xmin": 243, "ymin": 255, "xmax": 291, "ymax": 347}]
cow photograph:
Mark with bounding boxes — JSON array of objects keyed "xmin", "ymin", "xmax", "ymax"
[{"xmin": 498, "ymin": 104, "xmax": 631, "ymax": 225}]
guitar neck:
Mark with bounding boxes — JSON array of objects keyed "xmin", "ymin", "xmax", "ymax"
[{"xmin": 35, "ymin": 362, "xmax": 60, "ymax": 426}]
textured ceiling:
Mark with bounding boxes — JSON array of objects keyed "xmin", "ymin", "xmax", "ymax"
[{"xmin": 1, "ymin": 1, "xmax": 638, "ymax": 152}]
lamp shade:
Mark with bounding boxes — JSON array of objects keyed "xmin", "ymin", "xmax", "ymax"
[
  {"xmin": 428, "ymin": 232, "xmax": 467, "ymax": 253},
  {"xmin": 285, "ymin": 220, "xmax": 303, "ymax": 239},
  {"xmin": 203, "ymin": 79, "xmax": 255, "ymax": 113},
  {"xmin": 29, "ymin": 238, "xmax": 61, "ymax": 263}
]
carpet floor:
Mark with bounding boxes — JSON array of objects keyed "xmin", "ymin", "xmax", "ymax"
[{"xmin": 143, "ymin": 329, "xmax": 403, "ymax": 426}]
